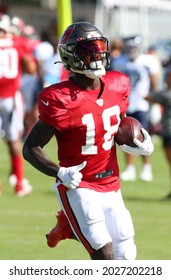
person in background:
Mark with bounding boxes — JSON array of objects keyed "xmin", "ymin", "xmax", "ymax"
[
  {"xmin": 23, "ymin": 22, "xmax": 154, "ymax": 259},
  {"xmin": 19, "ymin": 23, "xmax": 41, "ymax": 139},
  {"xmin": 144, "ymin": 45, "xmax": 163, "ymax": 136},
  {"xmin": 21, "ymin": 25, "xmax": 69, "ymax": 139},
  {"xmin": 0, "ymin": 14, "xmax": 36, "ymax": 196},
  {"xmin": 33, "ymin": 31, "xmax": 68, "ymax": 87},
  {"xmin": 137, "ymin": 45, "xmax": 163, "ymax": 91},
  {"xmin": 108, "ymin": 38, "xmax": 128, "ymax": 73},
  {"xmin": 120, "ymin": 37, "xmax": 156, "ymax": 182},
  {"xmin": 146, "ymin": 67, "xmax": 171, "ymax": 199}
]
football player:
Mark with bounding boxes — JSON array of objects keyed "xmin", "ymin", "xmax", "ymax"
[
  {"xmin": 0, "ymin": 14, "xmax": 36, "ymax": 196},
  {"xmin": 23, "ymin": 22, "xmax": 154, "ymax": 259}
]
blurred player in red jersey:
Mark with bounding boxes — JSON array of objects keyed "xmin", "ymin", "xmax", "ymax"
[
  {"xmin": 23, "ymin": 22, "xmax": 154, "ymax": 259},
  {"xmin": 0, "ymin": 14, "xmax": 36, "ymax": 196}
]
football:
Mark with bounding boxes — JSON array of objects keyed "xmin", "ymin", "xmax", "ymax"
[{"xmin": 115, "ymin": 116, "xmax": 144, "ymax": 147}]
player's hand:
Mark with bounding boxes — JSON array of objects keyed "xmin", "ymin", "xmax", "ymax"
[
  {"xmin": 57, "ymin": 161, "xmax": 87, "ymax": 189},
  {"xmin": 120, "ymin": 128, "xmax": 154, "ymax": 156}
]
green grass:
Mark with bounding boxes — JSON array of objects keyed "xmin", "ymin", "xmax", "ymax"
[{"xmin": 0, "ymin": 136, "xmax": 171, "ymax": 260}]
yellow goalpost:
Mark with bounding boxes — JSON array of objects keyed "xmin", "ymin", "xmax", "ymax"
[{"xmin": 56, "ymin": 0, "xmax": 73, "ymax": 37}]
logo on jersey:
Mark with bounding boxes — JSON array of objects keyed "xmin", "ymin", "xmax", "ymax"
[
  {"xmin": 41, "ymin": 100, "xmax": 49, "ymax": 106},
  {"xmin": 96, "ymin": 99, "xmax": 104, "ymax": 106}
]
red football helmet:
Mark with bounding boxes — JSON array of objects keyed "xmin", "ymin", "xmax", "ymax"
[{"xmin": 58, "ymin": 22, "xmax": 110, "ymax": 79}]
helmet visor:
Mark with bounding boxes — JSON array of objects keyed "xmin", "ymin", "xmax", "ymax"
[{"xmin": 76, "ymin": 39, "xmax": 108, "ymax": 57}]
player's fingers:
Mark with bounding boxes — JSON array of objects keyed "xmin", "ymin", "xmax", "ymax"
[
  {"xmin": 133, "ymin": 138, "xmax": 143, "ymax": 146},
  {"xmin": 76, "ymin": 161, "xmax": 87, "ymax": 171},
  {"xmin": 120, "ymin": 145, "xmax": 140, "ymax": 154},
  {"xmin": 69, "ymin": 170, "xmax": 83, "ymax": 180},
  {"xmin": 71, "ymin": 174, "xmax": 82, "ymax": 183},
  {"xmin": 141, "ymin": 128, "xmax": 150, "ymax": 140},
  {"xmin": 70, "ymin": 179, "xmax": 80, "ymax": 188},
  {"xmin": 69, "ymin": 183, "xmax": 77, "ymax": 189}
]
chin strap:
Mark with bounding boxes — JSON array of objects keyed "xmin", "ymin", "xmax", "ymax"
[
  {"xmin": 71, "ymin": 65, "xmax": 106, "ymax": 79},
  {"xmin": 55, "ymin": 60, "xmax": 106, "ymax": 79}
]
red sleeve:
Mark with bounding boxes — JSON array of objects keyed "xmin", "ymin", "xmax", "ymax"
[{"xmin": 38, "ymin": 86, "xmax": 71, "ymax": 131}]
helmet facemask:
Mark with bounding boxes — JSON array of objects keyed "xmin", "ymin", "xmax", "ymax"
[{"xmin": 69, "ymin": 38, "xmax": 109, "ymax": 79}]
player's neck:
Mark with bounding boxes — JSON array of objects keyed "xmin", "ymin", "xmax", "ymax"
[{"xmin": 71, "ymin": 74, "xmax": 101, "ymax": 90}]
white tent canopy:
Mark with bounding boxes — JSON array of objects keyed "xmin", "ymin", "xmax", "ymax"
[
  {"xmin": 95, "ymin": 0, "xmax": 171, "ymax": 47},
  {"xmin": 104, "ymin": 0, "xmax": 171, "ymax": 11}
]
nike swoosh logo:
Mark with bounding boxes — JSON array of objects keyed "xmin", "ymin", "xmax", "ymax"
[{"xmin": 41, "ymin": 100, "xmax": 49, "ymax": 106}]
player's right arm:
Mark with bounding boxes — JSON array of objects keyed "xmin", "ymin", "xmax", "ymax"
[
  {"xmin": 23, "ymin": 120, "xmax": 86, "ymax": 189},
  {"xmin": 22, "ymin": 119, "xmax": 58, "ymax": 177}
]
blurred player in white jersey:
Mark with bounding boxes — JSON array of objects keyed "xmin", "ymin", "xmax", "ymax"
[{"xmin": 120, "ymin": 38, "xmax": 157, "ymax": 182}]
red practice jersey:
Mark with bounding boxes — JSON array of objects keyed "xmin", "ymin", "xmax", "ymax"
[
  {"xmin": 38, "ymin": 71, "xmax": 130, "ymax": 192},
  {"xmin": 0, "ymin": 35, "xmax": 33, "ymax": 98}
]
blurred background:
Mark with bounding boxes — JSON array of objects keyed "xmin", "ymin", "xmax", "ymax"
[{"xmin": 1, "ymin": 0, "xmax": 171, "ymax": 63}]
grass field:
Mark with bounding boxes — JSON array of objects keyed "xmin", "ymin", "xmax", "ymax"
[{"xmin": 0, "ymin": 136, "xmax": 171, "ymax": 260}]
